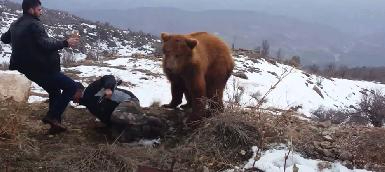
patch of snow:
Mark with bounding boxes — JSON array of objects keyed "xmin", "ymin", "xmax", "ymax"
[
  {"xmin": 28, "ymin": 96, "xmax": 47, "ymax": 103},
  {"xmin": 74, "ymin": 53, "xmax": 87, "ymax": 61},
  {"xmin": 30, "ymin": 83, "xmax": 47, "ymax": 95},
  {"xmin": 0, "ymin": 70, "xmax": 21, "ymax": 75},
  {"xmin": 81, "ymin": 23, "xmax": 96, "ymax": 29},
  {"xmin": 231, "ymin": 146, "xmax": 371, "ymax": 172}
]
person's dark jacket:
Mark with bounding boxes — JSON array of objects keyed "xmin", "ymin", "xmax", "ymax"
[
  {"xmin": 1, "ymin": 13, "xmax": 68, "ymax": 75},
  {"xmin": 79, "ymin": 75, "xmax": 139, "ymax": 126}
]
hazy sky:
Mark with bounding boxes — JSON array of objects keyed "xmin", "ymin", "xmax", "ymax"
[
  {"xmin": 7, "ymin": 0, "xmax": 379, "ymax": 35},
  {"xmin": 9, "ymin": 0, "xmax": 385, "ymax": 35},
  {"xmin": 34, "ymin": 0, "xmax": 385, "ymax": 12}
]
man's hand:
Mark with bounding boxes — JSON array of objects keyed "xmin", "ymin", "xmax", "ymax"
[
  {"xmin": 66, "ymin": 37, "xmax": 79, "ymax": 48},
  {"xmin": 104, "ymin": 89, "xmax": 113, "ymax": 100}
]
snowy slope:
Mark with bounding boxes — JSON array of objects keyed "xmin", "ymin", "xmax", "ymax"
[
  {"xmin": 0, "ymin": 1, "xmax": 157, "ymax": 64},
  {"xmin": 27, "ymin": 53, "xmax": 385, "ymax": 118},
  {"xmin": 227, "ymin": 56, "xmax": 385, "ymax": 116}
]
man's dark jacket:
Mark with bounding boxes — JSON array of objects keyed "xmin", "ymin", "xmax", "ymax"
[{"xmin": 1, "ymin": 13, "xmax": 68, "ymax": 75}]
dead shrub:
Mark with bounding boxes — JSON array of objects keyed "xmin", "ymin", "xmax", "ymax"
[
  {"xmin": 67, "ymin": 145, "xmax": 136, "ymax": 171},
  {"xmin": 0, "ymin": 61, "xmax": 9, "ymax": 70},
  {"xmin": 311, "ymin": 107, "xmax": 350, "ymax": 124},
  {"xmin": 357, "ymin": 89, "xmax": 385, "ymax": 127},
  {"xmin": 61, "ymin": 50, "xmax": 77, "ymax": 67},
  {"xmin": 226, "ymin": 78, "xmax": 245, "ymax": 109},
  {"xmin": 178, "ymin": 110, "xmax": 260, "ymax": 170}
]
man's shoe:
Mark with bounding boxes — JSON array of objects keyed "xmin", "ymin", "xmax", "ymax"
[
  {"xmin": 42, "ymin": 117, "xmax": 67, "ymax": 133},
  {"xmin": 48, "ymin": 126, "xmax": 67, "ymax": 135}
]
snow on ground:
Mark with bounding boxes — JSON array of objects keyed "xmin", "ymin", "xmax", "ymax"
[
  {"xmin": 225, "ymin": 56, "xmax": 385, "ymax": 116},
  {"xmin": 73, "ymin": 52, "xmax": 87, "ymax": 61},
  {"xmin": 67, "ymin": 64, "xmax": 172, "ymax": 107},
  {"xmin": 113, "ymin": 40, "xmax": 154, "ymax": 56},
  {"xmin": 81, "ymin": 23, "xmax": 97, "ymax": 29},
  {"xmin": 28, "ymin": 96, "xmax": 48, "ymax": 103},
  {"xmin": 25, "ymin": 54, "xmax": 385, "ymax": 117},
  {"xmin": 229, "ymin": 146, "xmax": 371, "ymax": 172}
]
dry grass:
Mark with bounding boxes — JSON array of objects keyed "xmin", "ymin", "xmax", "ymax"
[
  {"xmin": 1, "ymin": 100, "xmax": 385, "ymax": 171},
  {"xmin": 180, "ymin": 111, "xmax": 260, "ymax": 170},
  {"xmin": 0, "ymin": 114, "xmax": 21, "ymax": 141}
]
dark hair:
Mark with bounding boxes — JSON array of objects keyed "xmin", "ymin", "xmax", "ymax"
[
  {"xmin": 75, "ymin": 82, "xmax": 85, "ymax": 90},
  {"xmin": 22, "ymin": 0, "xmax": 41, "ymax": 13}
]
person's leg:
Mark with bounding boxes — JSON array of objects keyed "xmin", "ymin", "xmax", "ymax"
[
  {"xmin": 23, "ymin": 72, "xmax": 66, "ymax": 133},
  {"xmin": 46, "ymin": 72, "xmax": 77, "ymax": 121},
  {"xmin": 23, "ymin": 73, "xmax": 61, "ymax": 119},
  {"xmin": 110, "ymin": 101, "xmax": 166, "ymax": 141}
]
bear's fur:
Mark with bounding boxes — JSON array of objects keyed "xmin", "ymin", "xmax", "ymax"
[{"xmin": 161, "ymin": 32, "xmax": 234, "ymax": 121}]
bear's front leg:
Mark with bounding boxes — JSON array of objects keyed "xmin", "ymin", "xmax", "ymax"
[
  {"xmin": 186, "ymin": 75, "xmax": 206, "ymax": 122},
  {"xmin": 162, "ymin": 78, "xmax": 185, "ymax": 109},
  {"xmin": 180, "ymin": 91, "xmax": 192, "ymax": 110}
]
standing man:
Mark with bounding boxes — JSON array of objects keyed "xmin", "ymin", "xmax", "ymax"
[{"xmin": 1, "ymin": 0, "xmax": 80, "ymax": 134}]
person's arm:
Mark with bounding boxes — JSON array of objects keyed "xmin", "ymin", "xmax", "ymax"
[
  {"xmin": 1, "ymin": 30, "xmax": 11, "ymax": 44},
  {"xmin": 30, "ymin": 22, "xmax": 69, "ymax": 51}
]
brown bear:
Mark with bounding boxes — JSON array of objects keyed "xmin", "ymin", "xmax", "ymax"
[{"xmin": 161, "ymin": 32, "xmax": 234, "ymax": 121}]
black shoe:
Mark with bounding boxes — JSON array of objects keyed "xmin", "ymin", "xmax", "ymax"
[
  {"xmin": 42, "ymin": 117, "xmax": 67, "ymax": 134},
  {"xmin": 48, "ymin": 126, "xmax": 67, "ymax": 135}
]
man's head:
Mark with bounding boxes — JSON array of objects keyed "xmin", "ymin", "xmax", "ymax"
[
  {"xmin": 73, "ymin": 82, "xmax": 85, "ymax": 103},
  {"xmin": 22, "ymin": 0, "xmax": 42, "ymax": 17}
]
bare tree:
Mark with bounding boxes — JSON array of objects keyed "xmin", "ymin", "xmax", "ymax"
[
  {"xmin": 307, "ymin": 64, "xmax": 320, "ymax": 74},
  {"xmin": 261, "ymin": 40, "xmax": 270, "ymax": 58},
  {"xmin": 276, "ymin": 48, "xmax": 283, "ymax": 62},
  {"xmin": 324, "ymin": 63, "xmax": 336, "ymax": 77},
  {"xmin": 286, "ymin": 56, "xmax": 301, "ymax": 68},
  {"xmin": 232, "ymin": 35, "xmax": 237, "ymax": 50}
]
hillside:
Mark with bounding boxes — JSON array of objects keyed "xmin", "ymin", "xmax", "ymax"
[
  {"xmin": 1, "ymin": 1, "xmax": 385, "ymax": 171},
  {"xmin": 24, "ymin": 49, "xmax": 385, "ymax": 119},
  {"xmin": 1, "ymin": 0, "xmax": 382, "ymax": 120},
  {"xmin": 0, "ymin": 1, "xmax": 158, "ymax": 65}
]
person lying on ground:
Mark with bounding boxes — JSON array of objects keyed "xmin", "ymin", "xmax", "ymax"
[{"xmin": 72, "ymin": 75, "xmax": 166, "ymax": 142}]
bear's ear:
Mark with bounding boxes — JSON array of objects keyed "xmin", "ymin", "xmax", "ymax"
[
  {"xmin": 186, "ymin": 38, "xmax": 198, "ymax": 49},
  {"xmin": 161, "ymin": 32, "xmax": 171, "ymax": 42}
]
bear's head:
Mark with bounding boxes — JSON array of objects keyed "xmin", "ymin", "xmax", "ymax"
[{"xmin": 161, "ymin": 33, "xmax": 198, "ymax": 73}]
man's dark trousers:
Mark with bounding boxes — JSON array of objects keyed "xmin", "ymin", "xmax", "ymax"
[{"xmin": 25, "ymin": 72, "xmax": 77, "ymax": 121}]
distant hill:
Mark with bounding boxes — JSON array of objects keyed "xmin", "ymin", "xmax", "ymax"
[{"xmin": 73, "ymin": 7, "xmax": 385, "ymax": 67}]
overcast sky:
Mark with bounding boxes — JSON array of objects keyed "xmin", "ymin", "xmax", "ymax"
[{"xmin": 9, "ymin": 0, "xmax": 385, "ymax": 35}]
